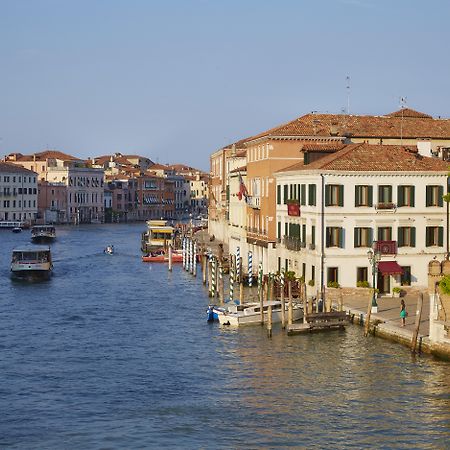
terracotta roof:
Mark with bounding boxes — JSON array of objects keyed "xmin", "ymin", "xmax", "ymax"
[
  {"xmin": 244, "ymin": 109, "xmax": 450, "ymax": 142},
  {"xmin": 13, "ymin": 150, "xmax": 79, "ymax": 162},
  {"xmin": 279, "ymin": 143, "xmax": 449, "ymax": 173},
  {"xmin": 230, "ymin": 165, "xmax": 247, "ymax": 174},
  {"xmin": 301, "ymin": 143, "xmax": 346, "ymax": 153},
  {"xmin": 385, "ymin": 108, "xmax": 433, "ymax": 119},
  {"xmin": 0, "ymin": 162, "xmax": 37, "ymax": 174}
]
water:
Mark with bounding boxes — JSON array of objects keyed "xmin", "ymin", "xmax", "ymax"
[{"xmin": 1, "ymin": 224, "xmax": 449, "ymax": 449}]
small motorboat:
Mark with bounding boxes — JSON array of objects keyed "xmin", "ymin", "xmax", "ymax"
[
  {"xmin": 104, "ymin": 245, "xmax": 114, "ymax": 255},
  {"xmin": 12, "ymin": 227, "xmax": 22, "ymax": 233}
]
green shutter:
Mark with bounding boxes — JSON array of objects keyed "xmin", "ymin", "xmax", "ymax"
[
  {"xmin": 398, "ymin": 227, "xmax": 404, "ymax": 247},
  {"xmin": 338, "ymin": 185, "xmax": 344, "ymax": 206},
  {"xmin": 426, "ymin": 227, "xmax": 431, "ymax": 246},
  {"xmin": 340, "ymin": 228, "xmax": 345, "ymax": 248},
  {"xmin": 411, "ymin": 227, "xmax": 416, "ymax": 247},
  {"xmin": 325, "ymin": 185, "xmax": 331, "ymax": 206},
  {"xmin": 388, "ymin": 185, "xmax": 393, "ymax": 202},
  {"xmin": 309, "ymin": 184, "xmax": 316, "ymax": 206},
  {"xmin": 426, "ymin": 186, "xmax": 431, "ymax": 206},
  {"xmin": 439, "ymin": 186, "xmax": 444, "ymax": 207},
  {"xmin": 355, "ymin": 186, "xmax": 360, "ymax": 207},
  {"xmin": 369, "ymin": 228, "xmax": 373, "ymax": 246},
  {"xmin": 284, "ymin": 185, "xmax": 288, "ymax": 204},
  {"xmin": 302, "ymin": 224, "xmax": 306, "ymax": 243},
  {"xmin": 277, "ymin": 221, "xmax": 281, "ymax": 239},
  {"xmin": 354, "ymin": 228, "xmax": 359, "ymax": 247},
  {"xmin": 289, "ymin": 184, "xmax": 293, "ymax": 200},
  {"xmin": 312, "ymin": 225, "xmax": 315, "ymax": 244},
  {"xmin": 301, "ymin": 184, "xmax": 306, "ymax": 205},
  {"xmin": 410, "ymin": 186, "xmax": 415, "ymax": 207},
  {"xmin": 439, "ymin": 227, "xmax": 444, "ymax": 246},
  {"xmin": 277, "ymin": 185, "xmax": 281, "ymax": 204},
  {"xmin": 368, "ymin": 186, "xmax": 373, "ymax": 207},
  {"xmin": 326, "ymin": 228, "xmax": 330, "ymax": 247},
  {"xmin": 398, "ymin": 186, "xmax": 404, "ymax": 207}
]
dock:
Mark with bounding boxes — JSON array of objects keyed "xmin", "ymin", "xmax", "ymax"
[{"xmin": 287, "ymin": 311, "xmax": 349, "ymax": 335}]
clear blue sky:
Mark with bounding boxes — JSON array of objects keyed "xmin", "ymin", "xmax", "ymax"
[{"xmin": 1, "ymin": 0, "xmax": 449, "ymax": 170}]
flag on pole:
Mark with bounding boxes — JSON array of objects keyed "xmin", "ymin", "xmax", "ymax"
[{"xmin": 237, "ymin": 171, "xmax": 249, "ymax": 202}]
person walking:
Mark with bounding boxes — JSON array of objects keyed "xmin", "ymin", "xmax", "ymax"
[{"xmin": 400, "ymin": 299, "xmax": 407, "ymax": 327}]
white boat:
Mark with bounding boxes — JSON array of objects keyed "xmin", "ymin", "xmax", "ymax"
[
  {"xmin": 104, "ymin": 245, "xmax": 114, "ymax": 254},
  {"xmin": 217, "ymin": 300, "xmax": 303, "ymax": 326},
  {"xmin": 31, "ymin": 225, "xmax": 56, "ymax": 242},
  {"xmin": 11, "ymin": 246, "xmax": 53, "ymax": 280}
]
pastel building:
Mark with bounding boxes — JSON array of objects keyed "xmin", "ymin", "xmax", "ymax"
[{"xmin": 275, "ymin": 143, "xmax": 449, "ymax": 295}]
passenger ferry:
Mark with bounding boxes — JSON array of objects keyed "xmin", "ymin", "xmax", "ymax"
[
  {"xmin": 31, "ymin": 225, "xmax": 56, "ymax": 243},
  {"xmin": 0, "ymin": 221, "xmax": 26, "ymax": 229},
  {"xmin": 11, "ymin": 246, "xmax": 53, "ymax": 280},
  {"xmin": 141, "ymin": 220, "xmax": 174, "ymax": 253}
]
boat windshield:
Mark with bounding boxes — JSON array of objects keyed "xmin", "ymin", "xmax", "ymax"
[{"xmin": 12, "ymin": 251, "xmax": 50, "ymax": 262}]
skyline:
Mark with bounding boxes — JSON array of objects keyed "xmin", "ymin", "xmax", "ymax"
[{"xmin": 1, "ymin": 0, "xmax": 450, "ymax": 171}]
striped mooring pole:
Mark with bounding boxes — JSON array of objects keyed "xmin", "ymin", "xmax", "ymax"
[
  {"xmin": 248, "ymin": 251, "xmax": 253, "ymax": 288},
  {"xmin": 182, "ymin": 237, "xmax": 186, "ymax": 270},
  {"xmin": 257, "ymin": 262, "xmax": 263, "ymax": 297},
  {"xmin": 236, "ymin": 247, "xmax": 241, "ymax": 283},
  {"xmin": 211, "ymin": 256, "xmax": 216, "ymax": 298},
  {"xmin": 229, "ymin": 255, "xmax": 235, "ymax": 303},
  {"xmin": 193, "ymin": 241, "xmax": 197, "ymax": 277}
]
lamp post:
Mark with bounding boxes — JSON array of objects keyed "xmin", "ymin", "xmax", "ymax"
[{"xmin": 367, "ymin": 247, "xmax": 381, "ymax": 313}]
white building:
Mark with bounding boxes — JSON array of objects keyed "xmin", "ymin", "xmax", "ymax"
[
  {"xmin": 0, "ymin": 162, "xmax": 38, "ymax": 222},
  {"xmin": 275, "ymin": 143, "xmax": 448, "ymax": 296}
]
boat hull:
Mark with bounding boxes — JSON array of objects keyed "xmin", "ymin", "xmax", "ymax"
[{"xmin": 218, "ymin": 304, "xmax": 303, "ymax": 326}]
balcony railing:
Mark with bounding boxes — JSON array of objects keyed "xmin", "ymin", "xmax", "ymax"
[
  {"xmin": 375, "ymin": 202, "xmax": 396, "ymax": 211},
  {"xmin": 247, "ymin": 195, "xmax": 261, "ymax": 209},
  {"xmin": 283, "ymin": 236, "xmax": 303, "ymax": 251},
  {"xmin": 374, "ymin": 240, "xmax": 397, "ymax": 255}
]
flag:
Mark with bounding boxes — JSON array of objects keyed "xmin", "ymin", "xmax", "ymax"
[{"xmin": 237, "ymin": 171, "xmax": 249, "ymax": 202}]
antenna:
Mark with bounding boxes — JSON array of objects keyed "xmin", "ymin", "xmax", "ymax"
[
  {"xmin": 346, "ymin": 75, "xmax": 351, "ymax": 115},
  {"xmin": 400, "ymin": 96, "xmax": 407, "ymax": 145}
]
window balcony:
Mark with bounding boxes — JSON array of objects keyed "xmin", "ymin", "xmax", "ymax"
[
  {"xmin": 283, "ymin": 236, "xmax": 303, "ymax": 251},
  {"xmin": 375, "ymin": 202, "xmax": 396, "ymax": 211},
  {"xmin": 374, "ymin": 240, "xmax": 397, "ymax": 255}
]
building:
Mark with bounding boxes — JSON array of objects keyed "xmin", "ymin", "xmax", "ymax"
[
  {"xmin": 275, "ymin": 143, "xmax": 449, "ymax": 296},
  {"xmin": 136, "ymin": 173, "xmax": 174, "ymax": 220},
  {"xmin": 0, "ymin": 162, "xmax": 38, "ymax": 222},
  {"xmin": 37, "ymin": 181, "xmax": 67, "ymax": 223}
]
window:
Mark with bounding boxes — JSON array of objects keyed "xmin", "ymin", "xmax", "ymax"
[
  {"xmin": 326, "ymin": 227, "xmax": 344, "ymax": 248},
  {"xmin": 378, "ymin": 185, "xmax": 392, "ymax": 204},
  {"xmin": 426, "ymin": 185, "xmax": 444, "ymax": 207},
  {"xmin": 401, "ymin": 266, "xmax": 411, "ymax": 286},
  {"xmin": 355, "ymin": 185, "xmax": 373, "ymax": 207},
  {"xmin": 311, "ymin": 225, "xmax": 316, "ymax": 246},
  {"xmin": 283, "ymin": 185, "xmax": 288, "ymax": 204},
  {"xmin": 308, "ymin": 184, "xmax": 316, "ymax": 206},
  {"xmin": 354, "ymin": 227, "xmax": 372, "ymax": 247},
  {"xmin": 325, "ymin": 184, "xmax": 344, "ymax": 206},
  {"xmin": 357, "ymin": 267, "xmax": 368, "ymax": 283},
  {"xmin": 377, "ymin": 227, "xmax": 392, "ymax": 241},
  {"xmin": 397, "ymin": 185, "xmax": 415, "ymax": 207},
  {"xmin": 398, "ymin": 227, "xmax": 416, "ymax": 247},
  {"xmin": 327, "ymin": 267, "xmax": 339, "ymax": 284},
  {"xmin": 426, "ymin": 226, "xmax": 444, "ymax": 247},
  {"xmin": 300, "ymin": 184, "xmax": 306, "ymax": 206},
  {"xmin": 277, "ymin": 185, "xmax": 281, "ymax": 204}
]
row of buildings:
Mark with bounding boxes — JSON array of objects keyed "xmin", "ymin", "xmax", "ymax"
[
  {"xmin": 0, "ymin": 151, "xmax": 208, "ymax": 224},
  {"xmin": 208, "ymin": 107, "xmax": 450, "ymax": 296}
]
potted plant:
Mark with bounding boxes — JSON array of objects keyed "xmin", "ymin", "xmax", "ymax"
[
  {"xmin": 392, "ymin": 286, "xmax": 402, "ymax": 298},
  {"xmin": 356, "ymin": 280, "xmax": 370, "ymax": 288},
  {"xmin": 308, "ymin": 279, "xmax": 315, "ymax": 287},
  {"xmin": 327, "ymin": 281, "xmax": 340, "ymax": 288}
]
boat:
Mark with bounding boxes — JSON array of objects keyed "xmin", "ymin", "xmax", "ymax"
[
  {"xmin": 142, "ymin": 249, "xmax": 183, "ymax": 263},
  {"xmin": 31, "ymin": 225, "xmax": 56, "ymax": 243},
  {"xmin": 12, "ymin": 227, "xmax": 22, "ymax": 233},
  {"xmin": 0, "ymin": 221, "xmax": 26, "ymax": 229},
  {"xmin": 216, "ymin": 300, "xmax": 303, "ymax": 326},
  {"xmin": 10, "ymin": 246, "xmax": 53, "ymax": 280},
  {"xmin": 104, "ymin": 245, "xmax": 114, "ymax": 255},
  {"xmin": 141, "ymin": 220, "xmax": 175, "ymax": 253}
]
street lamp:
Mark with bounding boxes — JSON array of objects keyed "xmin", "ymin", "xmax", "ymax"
[{"xmin": 367, "ymin": 247, "xmax": 381, "ymax": 313}]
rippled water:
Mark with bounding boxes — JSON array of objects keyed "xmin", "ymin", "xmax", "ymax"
[{"xmin": 0, "ymin": 224, "xmax": 449, "ymax": 449}]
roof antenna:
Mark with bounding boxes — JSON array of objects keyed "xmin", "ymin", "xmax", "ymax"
[
  {"xmin": 346, "ymin": 75, "xmax": 351, "ymax": 115},
  {"xmin": 400, "ymin": 96, "xmax": 407, "ymax": 145}
]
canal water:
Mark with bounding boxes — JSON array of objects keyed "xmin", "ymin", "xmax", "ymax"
[{"xmin": 0, "ymin": 224, "xmax": 449, "ymax": 449}]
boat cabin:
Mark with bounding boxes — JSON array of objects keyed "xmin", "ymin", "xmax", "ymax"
[{"xmin": 141, "ymin": 220, "xmax": 174, "ymax": 252}]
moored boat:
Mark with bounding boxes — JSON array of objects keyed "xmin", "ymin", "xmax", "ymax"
[
  {"xmin": 142, "ymin": 249, "xmax": 183, "ymax": 263},
  {"xmin": 11, "ymin": 246, "xmax": 53, "ymax": 280},
  {"xmin": 31, "ymin": 225, "xmax": 56, "ymax": 243},
  {"xmin": 217, "ymin": 300, "xmax": 303, "ymax": 326},
  {"xmin": 12, "ymin": 227, "xmax": 22, "ymax": 233}
]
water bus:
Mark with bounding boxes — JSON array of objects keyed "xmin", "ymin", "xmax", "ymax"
[
  {"xmin": 11, "ymin": 246, "xmax": 53, "ymax": 280},
  {"xmin": 0, "ymin": 221, "xmax": 27, "ymax": 230},
  {"xmin": 141, "ymin": 220, "xmax": 175, "ymax": 253},
  {"xmin": 31, "ymin": 225, "xmax": 56, "ymax": 243}
]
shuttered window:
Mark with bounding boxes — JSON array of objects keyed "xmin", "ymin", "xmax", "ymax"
[
  {"xmin": 397, "ymin": 185, "xmax": 415, "ymax": 207},
  {"xmin": 326, "ymin": 227, "xmax": 345, "ymax": 248},
  {"xmin": 325, "ymin": 184, "xmax": 344, "ymax": 206},
  {"xmin": 355, "ymin": 185, "xmax": 373, "ymax": 207},
  {"xmin": 426, "ymin": 226, "xmax": 444, "ymax": 246},
  {"xmin": 426, "ymin": 185, "xmax": 444, "ymax": 207},
  {"xmin": 354, "ymin": 227, "xmax": 373, "ymax": 248},
  {"xmin": 398, "ymin": 227, "xmax": 416, "ymax": 247},
  {"xmin": 308, "ymin": 184, "xmax": 317, "ymax": 206}
]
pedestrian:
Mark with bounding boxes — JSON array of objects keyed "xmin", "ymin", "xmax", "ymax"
[{"xmin": 400, "ymin": 299, "xmax": 407, "ymax": 327}]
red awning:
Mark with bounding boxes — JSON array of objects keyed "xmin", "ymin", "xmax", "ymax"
[{"xmin": 378, "ymin": 261, "xmax": 404, "ymax": 275}]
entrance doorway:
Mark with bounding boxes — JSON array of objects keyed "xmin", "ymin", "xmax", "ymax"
[{"xmin": 377, "ymin": 272, "xmax": 390, "ymax": 294}]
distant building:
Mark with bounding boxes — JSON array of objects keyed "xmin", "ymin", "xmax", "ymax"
[
  {"xmin": 38, "ymin": 181, "xmax": 67, "ymax": 224},
  {"xmin": 0, "ymin": 162, "xmax": 38, "ymax": 222}
]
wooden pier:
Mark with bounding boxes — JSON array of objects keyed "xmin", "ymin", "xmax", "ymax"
[{"xmin": 287, "ymin": 311, "xmax": 349, "ymax": 335}]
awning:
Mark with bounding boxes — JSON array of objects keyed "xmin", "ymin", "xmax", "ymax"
[{"xmin": 378, "ymin": 261, "xmax": 404, "ymax": 275}]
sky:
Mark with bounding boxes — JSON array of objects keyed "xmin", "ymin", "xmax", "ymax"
[{"xmin": 1, "ymin": 0, "xmax": 450, "ymax": 171}]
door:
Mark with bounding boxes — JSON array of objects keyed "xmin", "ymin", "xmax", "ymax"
[{"xmin": 377, "ymin": 272, "xmax": 390, "ymax": 294}]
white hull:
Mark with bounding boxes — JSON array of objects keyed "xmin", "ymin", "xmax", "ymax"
[{"xmin": 218, "ymin": 301, "xmax": 303, "ymax": 326}]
